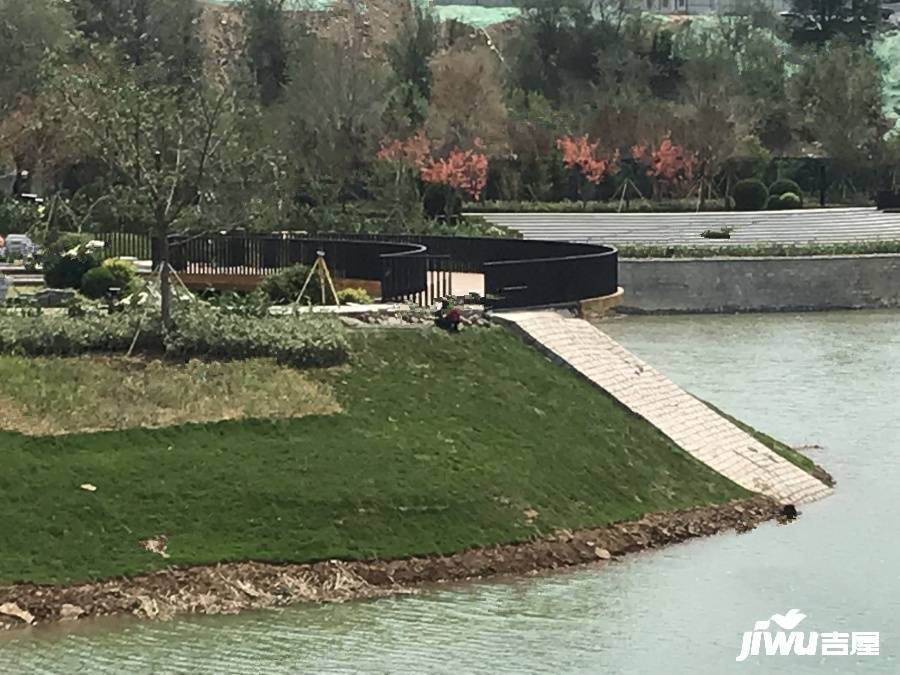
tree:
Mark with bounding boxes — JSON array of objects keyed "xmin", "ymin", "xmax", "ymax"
[
  {"xmin": 631, "ymin": 138, "xmax": 696, "ymax": 198},
  {"xmin": 791, "ymin": 38, "xmax": 887, "ymax": 172},
  {"xmin": 513, "ymin": 0, "xmax": 601, "ymax": 104},
  {"xmin": 426, "ymin": 47, "xmax": 509, "ymax": 154},
  {"xmin": 277, "ymin": 30, "xmax": 390, "ymax": 207},
  {"xmin": 377, "ymin": 132, "xmax": 489, "ymax": 218},
  {"xmin": 789, "ymin": 0, "xmax": 881, "ymax": 45},
  {"xmin": 0, "ymin": 0, "xmax": 73, "ymax": 114},
  {"xmin": 384, "ymin": 0, "xmax": 439, "ymax": 129},
  {"xmin": 239, "ymin": 0, "xmax": 294, "ymax": 106},
  {"xmin": 68, "ymin": 0, "xmax": 203, "ymax": 85},
  {"xmin": 557, "ymin": 135, "xmax": 617, "ymax": 184},
  {"xmin": 47, "ymin": 55, "xmax": 263, "ymax": 325}
]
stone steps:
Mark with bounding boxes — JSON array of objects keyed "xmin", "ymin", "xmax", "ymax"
[
  {"xmin": 477, "ymin": 207, "xmax": 900, "ymax": 247},
  {"xmin": 495, "ymin": 310, "xmax": 833, "ymax": 505}
]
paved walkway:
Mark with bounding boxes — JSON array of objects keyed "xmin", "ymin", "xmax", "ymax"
[
  {"xmin": 478, "ymin": 207, "xmax": 900, "ymax": 246},
  {"xmin": 496, "ymin": 310, "xmax": 832, "ymax": 505}
]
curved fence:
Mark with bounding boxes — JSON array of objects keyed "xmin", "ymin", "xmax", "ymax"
[{"xmin": 107, "ymin": 231, "xmax": 617, "ymax": 309}]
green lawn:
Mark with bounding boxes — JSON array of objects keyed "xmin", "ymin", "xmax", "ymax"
[{"xmin": 0, "ymin": 327, "xmax": 750, "ymax": 585}]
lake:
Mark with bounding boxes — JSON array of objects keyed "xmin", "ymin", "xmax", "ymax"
[{"xmin": 3, "ymin": 311, "xmax": 898, "ymax": 673}]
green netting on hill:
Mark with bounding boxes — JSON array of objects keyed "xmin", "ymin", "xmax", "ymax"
[
  {"xmin": 202, "ymin": 0, "xmax": 520, "ymax": 26},
  {"xmin": 874, "ymin": 32, "xmax": 900, "ymax": 134},
  {"xmin": 435, "ymin": 5, "xmax": 520, "ymax": 26}
]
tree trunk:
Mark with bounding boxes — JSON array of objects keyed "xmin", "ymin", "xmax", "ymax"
[{"xmin": 158, "ymin": 230, "xmax": 172, "ymax": 328}]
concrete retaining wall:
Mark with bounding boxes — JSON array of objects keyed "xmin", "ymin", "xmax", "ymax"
[{"xmin": 619, "ymin": 254, "xmax": 900, "ymax": 313}]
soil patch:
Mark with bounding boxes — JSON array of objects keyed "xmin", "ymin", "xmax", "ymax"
[{"xmin": 0, "ymin": 495, "xmax": 783, "ymax": 631}]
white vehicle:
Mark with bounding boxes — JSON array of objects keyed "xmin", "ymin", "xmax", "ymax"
[{"xmin": 3, "ymin": 234, "xmax": 36, "ymax": 259}]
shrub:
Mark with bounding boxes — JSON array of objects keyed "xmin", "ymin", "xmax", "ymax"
[
  {"xmin": 779, "ymin": 192, "xmax": 802, "ymax": 209},
  {"xmin": 102, "ymin": 258, "xmax": 137, "ymax": 292},
  {"xmin": 46, "ymin": 232, "xmax": 93, "ymax": 257},
  {"xmin": 0, "ymin": 199, "xmax": 42, "ymax": 234},
  {"xmin": 81, "ymin": 266, "xmax": 119, "ymax": 299},
  {"xmin": 259, "ymin": 264, "xmax": 323, "ymax": 305},
  {"xmin": 769, "ymin": 178, "xmax": 803, "ymax": 204},
  {"xmin": 165, "ymin": 305, "xmax": 349, "ymax": 368},
  {"xmin": 700, "ymin": 228, "xmax": 732, "ymax": 239},
  {"xmin": 0, "ymin": 311, "xmax": 161, "ymax": 357},
  {"xmin": 0, "ymin": 304, "xmax": 349, "ymax": 368},
  {"xmin": 732, "ymin": 179, "xmax": 769, "ymax": 211},
  {"xmin": 43, "ymin": 246, "xmax": 101, "ymax": 289},
  {"xmin": 80, "ymin": 258, "xmax": 136, "ymax": 299},
  {"xmin": 766, "ymin": 195, "xmax": 784, "ymax": 210},
  {"xmin": 337, "ymin": 287, "xmax": 373, "ymax": 304}
]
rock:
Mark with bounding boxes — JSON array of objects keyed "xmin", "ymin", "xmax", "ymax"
[
  {"xmin": 139, "ymin": 535, "xmax": 170, "ymax": 558},
  {"xmin": 0, "ymin": 602, "xmax": 35, "ymax": 625},
  {"xmin": 32, "ymin": 288, "xmax": 76, "ymax": 308},
  {"xmin": 593, "ymin": 547, "xmax": 612, "ymax": 560},
  {"xmin": 59, "ymin": 604, "xmax": 85, "ymax": 621},
  {"xmin": 79, "ymin": 483, "xmax": 97, "ymax": 492}
]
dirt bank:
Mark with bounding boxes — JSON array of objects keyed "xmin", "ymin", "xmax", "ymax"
[{"xmin": 0, "ymin": 496, "xmax": 785, "ymax": 631}]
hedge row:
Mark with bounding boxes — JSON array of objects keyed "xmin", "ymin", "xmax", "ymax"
[
  {"xmin": 166, "ymin": 306, "xmax": 349, "ymax": 368},
  {"xmin": 618, "ymin": 240, "xmax": 900, "ymax": 259},
  {"xmin": 465, "ymin": 199, "xmax": 730, "ymax": 214},
  {"xmin": 0, "ymin": 307, "xmax": 349, "ymax": 368}
]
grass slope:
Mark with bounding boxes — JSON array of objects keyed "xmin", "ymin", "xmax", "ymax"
[{"xmin": 0, "ymin": 327, "xmax": 748, "ymax": 585}]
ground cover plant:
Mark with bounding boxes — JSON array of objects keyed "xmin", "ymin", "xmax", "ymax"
[{"xmin": 0, "ymin": 304, "xmax": 349, "ymax": 368}]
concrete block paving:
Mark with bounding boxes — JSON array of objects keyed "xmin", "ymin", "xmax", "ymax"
[{"xmin": 496, "ymin": 310, "xmax": 832, "ymax": 505}]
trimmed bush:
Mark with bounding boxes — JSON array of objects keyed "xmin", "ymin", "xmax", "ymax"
[
  {"xmin": 43, "ymin": 247, "xmax": 101, "ymax": 289},
  {"xmin": 732, "ymin": 179, "xmax": 769, "ymax": 211},
  {"xmin": 81, "ymin": 266, "xmax": 119, "ymax": 299},
  {"xmin": 260, "ymin": 264, "xmax": 323, "ymax": 305},
  {"xmin": 779, "ymin": 192, "xmax": 802, "ymax": 209},
  {"xmin": 766, "ymin": 195, "xmax": 784, "ymax": 210},
  {"xmin": 769, "ymin": 178, "xmax": 803, "ymax": 203},
  {"xmin": 102, "ymin": 258, "xmax": 136, "ymax": 292},
  {"xmin": 337, "ymin": 287, "xmax": 373, "ymax": 304}
]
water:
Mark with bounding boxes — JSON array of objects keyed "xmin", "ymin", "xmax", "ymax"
[{"xmin": 3, "ymin": 311, "xmax": 899, "ymax": 673}]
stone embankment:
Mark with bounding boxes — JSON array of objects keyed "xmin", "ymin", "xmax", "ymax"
[{"xmin": 0, "ymin": 496, "xmax": 780, "ymax": 631}]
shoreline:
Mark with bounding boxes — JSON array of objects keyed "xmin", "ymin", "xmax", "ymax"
[{"xmin": 0, "ymin": 495, "xmax": 785, "ymax": 631}]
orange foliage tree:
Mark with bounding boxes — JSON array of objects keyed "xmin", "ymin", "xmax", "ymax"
[
  {"xmin": 556, "ymin": 135, "xmax": 618, "ymax": 184},
  {"xmin": 630, "ymin": 138, "xmax": 696, "ymax": 197},
  {"xmin": 377, "ymin": 133, "xmax": 489, "ymax": 210}
]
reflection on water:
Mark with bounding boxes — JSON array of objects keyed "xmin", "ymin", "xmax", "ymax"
[{"xmin": 3, "ymin": 311, "xmax": 900, "ymax": 673}]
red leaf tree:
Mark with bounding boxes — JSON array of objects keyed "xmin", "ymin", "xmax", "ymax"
[
  {"xmin": 377, "ymin": 133, "xmax": 489, "ymax": 201},
  {"xmin": 630, "ymin": 138, "xmax": 696, "ymax": 197},
  {"xmin": 556, "ymin": 135, "xmax": 618, "ymax": 184}
]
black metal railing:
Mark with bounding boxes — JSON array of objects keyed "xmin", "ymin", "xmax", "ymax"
[{"xmin": 131, "ymin": 230, "xmax": 617, "ymax": 309}]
